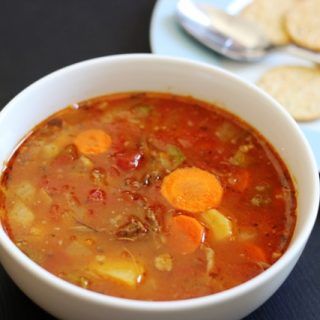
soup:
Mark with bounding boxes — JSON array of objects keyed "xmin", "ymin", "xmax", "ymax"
[{"xmin": 0, "ymin": 92, "xmax": 296, "ymax": 301}]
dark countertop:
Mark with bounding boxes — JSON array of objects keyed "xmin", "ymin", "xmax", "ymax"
[{"xmin": 0, "ymin": 1, "xmax": 319, "ymax": 319}]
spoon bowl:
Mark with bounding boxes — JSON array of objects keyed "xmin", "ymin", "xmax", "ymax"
[{"xmin": 176, "ymin": 0, "xmax": 320, "ymax": 63}]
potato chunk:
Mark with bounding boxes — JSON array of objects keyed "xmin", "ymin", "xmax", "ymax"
[
  {"xmin": 90, "ymin": 258, "xmax": 144, "ymax": 287},
  {"xmin": 201, "ymin": 209, "xmax": 232, "ymax": 241},
  {"xmin": 9, "ymin": 200, "xmax": 35, "ymax": 227},
  {"xmin": 42, "ymin": 143, "xmax": 60, "ymax": 159},
  {"xmin": 15, "ymin": 181, "xmax": 36, "ymax": 203},
  {"xmin": 66, "ymin": 241, "xmax": 92, "ymax": 256},
  {"xmin": 79, "ymin": 155, "xmax": 94, "ymax": 169},
  {"xmin": 154, "ymin": 253, "xmax": 173, "ymax": 272},
  {"xmin": 202, "ymin": 246, "xmax": 215, "ymax": 274}
]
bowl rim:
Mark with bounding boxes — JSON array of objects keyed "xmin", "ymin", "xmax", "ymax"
[{"xmin": 0, "ymin": 53, "xmax": 319, "ymax": 312}]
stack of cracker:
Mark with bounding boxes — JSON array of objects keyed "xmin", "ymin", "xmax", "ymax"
[{"xmin": 241, "ymin": 0, "xmax": 320, "ymax": 122}]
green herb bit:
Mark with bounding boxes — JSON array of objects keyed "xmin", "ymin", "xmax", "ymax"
[
  {"xmin": 229, "ymin": 150, "xmax": 247, "ymax": 167},
  {"xmin": 216, "ymin": 122, "xmax": 238, "ymax": 142},
  {"xmin": 251, "ymin": 194, "xmax": 271, "ymax": 207},
  {"xmin": 134, "ymin": 105, "xmax": 153, "ymax": 118}
]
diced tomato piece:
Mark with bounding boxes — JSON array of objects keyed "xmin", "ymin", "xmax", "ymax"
[
  {"xmin": 109, "ymin": 166, "xmax": 120, "ymax": 178},
  {"xmin": 54, "ymin": 144, "xmax": 78, "ymax": 166},
  {"xmin": 228, "ymin": 169, "xmax": 250, "ymax": 192},
  {"xmin": 115, "ymin": 152, "xmax": 143, "ymax": 171},
  {"xmin": 40, "ymin": 176, "xmax": 60, "ymax": 194},
  {"xmin": 88, "ymin": 188, "xmax": 106, "ymax": 202},
  {"xmin": 49, "ymin": 204, "xmax": 61, "ymax": 221},
  {"xmin": 196, "ymin": 138, "xmax": 216, "ymax": 153}
]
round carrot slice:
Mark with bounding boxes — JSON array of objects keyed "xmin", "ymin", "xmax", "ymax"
[
  {"xmin": 161, "ymin": 167, "xmax": 223, "ymax": 212},
  {"xmin": 167, "ymin": 215, "xmax": 204, "ymax": 255},
  {"xmin": 74, "ymin": 129, "xmax": 112, "ymax": 155}
]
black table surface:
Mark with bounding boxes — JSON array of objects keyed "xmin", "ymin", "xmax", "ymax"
[{"xmin": 0, "ymin": 1, "xmax": 319, "ymax": 319}]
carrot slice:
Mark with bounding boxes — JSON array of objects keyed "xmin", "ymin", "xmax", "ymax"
[
  {"xmin": 74, "ymin": 129, "xmax": 112, "ymax": 155},
  {"xmin": 243, "ymin": 243, "xmax": 268, "ymax": 263},
  {"xmin": 167, "ymin": 215, "xmax": 204, "ymax": 255},
  {"xmin": 161, "ymin": 167, "xmax": 223, "ymax": 212}
]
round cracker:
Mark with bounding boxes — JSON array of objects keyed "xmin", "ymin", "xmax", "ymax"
[
  {"xmin": 286, "ymin": 0, "xmax": 320, "ymax": 51},
  {"xmin": 241, "ymin": 0, "xmax": 297, "ymax": 45},
  {"xmin": 258, "ymin": 66, "xmax": 320, "ymax": 121}
]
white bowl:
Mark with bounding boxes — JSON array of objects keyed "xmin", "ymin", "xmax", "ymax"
[{"xmin": 0, "ymin": 54, "xmax": 318, "ymax": 320}]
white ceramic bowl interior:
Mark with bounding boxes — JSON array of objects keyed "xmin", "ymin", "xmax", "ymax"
[{"xmin": 0, "ymin": 54, "xmax": 318, "ymax": 320}]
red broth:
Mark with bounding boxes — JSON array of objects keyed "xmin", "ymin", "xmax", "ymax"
[{"xmin": 0, "ymin": 92, "xmax": 296, "ymax": 301}]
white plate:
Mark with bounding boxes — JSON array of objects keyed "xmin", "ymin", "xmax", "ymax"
[{"xmin": 150, "ymin": 0, "xmax": 320, "ymax": 170}]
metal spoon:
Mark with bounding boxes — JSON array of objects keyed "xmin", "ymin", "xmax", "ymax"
[{"xmin": 176, "ymin": 0, "xmax": 320, "ymax": 63}]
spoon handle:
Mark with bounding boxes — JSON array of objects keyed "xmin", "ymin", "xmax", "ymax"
[{"xmin": 279, "ymin": 45, "xmax": 320, "ymax": 64}]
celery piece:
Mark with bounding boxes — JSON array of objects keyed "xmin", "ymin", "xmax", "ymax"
[
  {"xmin": 167, "ymin": 145, "xmax": 185, "ymax": 166},
  {"xmin": 159, "ymin": 144, "xmax": 186, "ymax": 170},
  {"xmin": 200, "ymin": 209, "xmax": 232, "ymax": 241}
]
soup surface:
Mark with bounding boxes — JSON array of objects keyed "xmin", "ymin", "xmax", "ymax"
[{"xmin": 0, "ymin": 92, "xmax": 296, "ymax": 301}]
